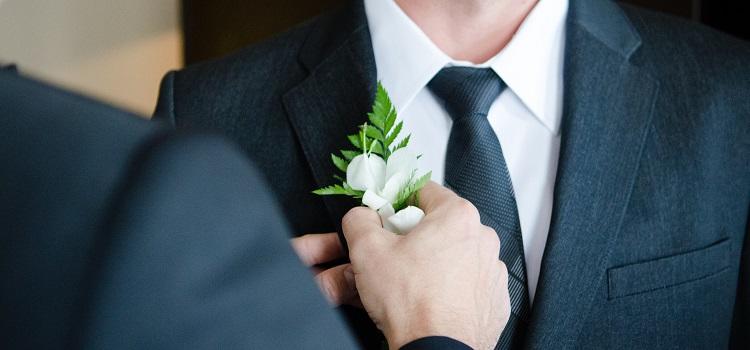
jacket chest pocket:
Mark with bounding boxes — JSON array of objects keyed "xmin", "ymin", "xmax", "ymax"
[{"xmin": 607, "ymin": 238, "xmax": 731, "ymax": 299}]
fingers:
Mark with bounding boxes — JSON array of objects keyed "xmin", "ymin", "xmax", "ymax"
[
  {"xmin": 290, "ymin": 233, "xmax": 344, "ymax": 267},
  {"xmin": 341, "ymin": 206, "xmax": 390, "ymax": 251},
  {"xmin": 418, "ymin": 181, "xmax": 458, "ymax": 214},
  {"xmin": 315, "ymin": 263, "xmax": 360, "ymax": 307}
]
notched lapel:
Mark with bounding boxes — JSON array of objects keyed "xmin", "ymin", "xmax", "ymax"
[
  {"xmin": 283, "ymin": 11, "xmax": 387, "ymax": 347},
  {"xmin": 283, "ymin": 11, "xmax": 377, "ymax": 237},
  {"xmin": 526, "ymin": 1, "xmax": 660, "ymax": 347}
]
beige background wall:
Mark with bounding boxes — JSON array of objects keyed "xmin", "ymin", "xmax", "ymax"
[{"xmin": 0, "ymin": 0, "xmax": 182, "ymax": 115}]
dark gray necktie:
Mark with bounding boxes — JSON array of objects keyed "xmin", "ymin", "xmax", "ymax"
[{"xmin": 428, "ymin": 67, "xmax": 530, "ymax": 350}]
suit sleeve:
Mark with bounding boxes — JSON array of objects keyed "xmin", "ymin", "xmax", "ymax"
[
  {"xmin": 400, "ymin": 337, "xmax": 472, "ymax": 350},
  {"xmin": 152, "ymin": 71, "xmax": 177, "ymax": 126},
  {"xmin": 0, "ymin": 64, "xmax": 18, "ymax": 73},
  {"xmin": 78, "ymin": 133, "xmax": 357, "ymax": 349},
  {"xmin": 730, "ymin": 217, "xmax": 749, "ymax": 349}
]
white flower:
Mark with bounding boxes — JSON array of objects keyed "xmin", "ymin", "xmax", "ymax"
[
  {"xmin": 347, "ymin": 148, "xmax": 425, "ymax": 234},
  {"xmin": 383, "ymin": 206, "xmax": 425, "ymax": 233}
]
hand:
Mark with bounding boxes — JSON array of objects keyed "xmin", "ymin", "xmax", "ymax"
[
  {"xmin": 290, "ymin": 232, "xmax": 360, "ymax": 307},
  {"xmin": 343, "ymin": 182, "xmax": 510, "ymax": 350}
]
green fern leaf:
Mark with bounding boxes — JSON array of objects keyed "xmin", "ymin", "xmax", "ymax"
[
  {"xmin": 348, "ymin": 134, "xmax": 363, "ymax": 151},
  {"xmin": 368, "ymin": 112, "xmax": 385, "ymax": 131},
  {"xmin": 314, "ymin": 81, "xmax": 423, "ymax": 204},
  {"xmin": 370, "ymin": 141, "xmax": 385, "ymax": 156},
  {"xmin": 364, "ymin": 125, "xmax": 383, "ymax": 140},
  {"xmin": 313, "ymin": 184, "xmax": 348, "ymax": 196},
  {"xmin": 331, "ymin": 154, "xmax": 348, "ymax": 173},
  {"xmin": 341, "ymin": 150, "xmax": 359, "ymax": 161},
  {"xmin": 392, "ymin": 134, "xmax": 411, "ymax": 152},
  {"xmin": 313, "ymin": 183, "xmax": 365, "ymax": 198},
  {"xmin": 392, "ymin": 171, "xmax": 432, "ymax": 211},
  {"xmin": 385, "ymin": 121, "xmax": 403, "ymax": 147},
  {"xmin": 383, "ymin": 105, "xmax": 397, "ymax": 135}
]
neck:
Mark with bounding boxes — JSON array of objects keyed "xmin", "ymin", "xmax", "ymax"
[{"xmin": 395, "ymin": 0, "xmax": 538, "ymax": 63}]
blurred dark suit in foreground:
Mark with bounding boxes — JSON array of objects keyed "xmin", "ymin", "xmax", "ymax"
[{"xmin": 0, "ymin": 70, "xmax": 356, "ymax": 349}]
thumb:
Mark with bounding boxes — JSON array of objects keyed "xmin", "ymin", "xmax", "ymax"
[
  {"xmin": 417, "ymin": 181, "xmax": 458, "ymax": 214},
  {"xmin": 341, "ymin": 206, "xmax": 391, "ymax": 253}
]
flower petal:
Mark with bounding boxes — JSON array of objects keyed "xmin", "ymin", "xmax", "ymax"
[
  {"xmin": 385, "ymin": 148, "xmax": 419, "ymax": 181},
  {"xmin": 377, "ymin": 204, "xmax": 395, "ymax": 219},
  {"xmin": 379, "ymin": 170, "xmax": 410, "ymax": 203},
  {"xmin": 347, "ymin": 153, "xmax": 386, "ymax": 191},
  {"xmin": 377, "ymin": 204, "xmax": 398, "ymax": 232},
  {"xmin": 362, "ymin": 189, "xmax": 389, "ymax": 210},
  {"xmin": 385, "ymin": 206, "xmax": 425, "ymax": 234}
]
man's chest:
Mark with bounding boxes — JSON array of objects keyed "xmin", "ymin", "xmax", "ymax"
[{"xmin": 575, "ymin": 141, "xmax": 747, "ymax": 348}]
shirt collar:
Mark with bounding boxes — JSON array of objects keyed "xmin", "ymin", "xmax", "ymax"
[
  {"xmin": 365, "ymin": 0, "xmax": 569, "ymax": 134},
  {"xmin": 364, "ymin": 0, "xmax": 450, "ymax": 113}
]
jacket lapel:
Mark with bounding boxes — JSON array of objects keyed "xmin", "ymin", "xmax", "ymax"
[
  {"xmin": 283, "ymin": 1, "xmax": 377, "ymax": 235},
  {"xmin": 526, "ymin": 0, "xmax": 660, "ymax": 346}
]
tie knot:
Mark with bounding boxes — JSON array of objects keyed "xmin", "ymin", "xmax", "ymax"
[{"xmin": 428, "ymin": 67, "xmax": 506, "ymax": 122}]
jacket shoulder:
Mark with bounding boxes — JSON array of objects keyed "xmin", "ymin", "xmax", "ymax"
[
  {"xmin": 621, "ymin": 5, "xmax": 750, "ymax": 90},
  {"xmin": 169, "ymin": 19, "xmax": 313, "ymax": 106},
  {"xmin": 163, "ymin": 6, "xmax": 351, "ymax": 121},
  {"xmin": 619, "ymin": 6, "xmax": 749, "ymax": 171}
]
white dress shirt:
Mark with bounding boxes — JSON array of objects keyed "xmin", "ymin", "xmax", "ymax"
[{"xmin": 364, "ymin": 0, "xmax": 568, "ymax": 303}]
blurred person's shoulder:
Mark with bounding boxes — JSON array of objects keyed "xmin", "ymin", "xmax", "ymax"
[{"xmin": 620, "ymin": 4, "xmax": 750, "ymax": 96}]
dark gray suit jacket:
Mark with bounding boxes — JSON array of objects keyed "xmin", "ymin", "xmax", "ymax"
[
  {"xmin": 154, "ymin": 0, "xmax": 750, "ymax": 348},
  {"xmin": 0, "ymin": 71, "xmax": 358, "ymax": 349}
]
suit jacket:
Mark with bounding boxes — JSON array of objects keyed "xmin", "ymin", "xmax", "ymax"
[
  {"xmin": 0, "ymin": 64, "xmax": 16, "ymax": 72},
  {"xmin": 154, "ymin": 0, "xmax": 750, "ymax": 348},
  {"xmin": 0, "ymin": 71, "xmax": 358, "ymax": 349}
]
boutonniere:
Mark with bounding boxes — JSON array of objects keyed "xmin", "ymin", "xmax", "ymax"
[{"xmin": 314, "ymin": 83, "xmax": 432, "ymax": 234}]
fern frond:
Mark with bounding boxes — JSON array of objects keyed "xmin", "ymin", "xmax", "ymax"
[
  {"xmin": 392, "ymin": 171, "xmax": 432, "ymax": 211},
  {"xmin": 313, "ymin": 183, "xmax": 365, "ymax": 198},
  {"xmin": 331, "ymin": 154, "xmax": 348, "ymax": 173}
]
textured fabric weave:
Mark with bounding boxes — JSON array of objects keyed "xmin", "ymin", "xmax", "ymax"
[{"xmin": 429, "ymin": 67, "xmax": 530, "ymax": 350}]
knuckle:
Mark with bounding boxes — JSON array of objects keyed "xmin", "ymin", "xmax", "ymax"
[
  {"xmin": 481, "ymin": 226, "xmax": 498, "ymax": 239},
  {"xmin": 496, "ymin": 263, "xmax": 511, "ymax": 322},
  {"xmin": 504, "ymin": 286, "xmax": 511, "ymax": 304},
  {"xmin": 483, "ymin": 227, "xmax": 501, "ymax": 248},
  {"xmin": 453, "ymin": 198, "xmax": 480, "ymax": 222},
  {"xmin": 498, "ymin": 261, "xmax": 509, "ymax": 278},
  {"xmin": 341, "ymin": 207, "xmax": 367, "ymax": 230},
  {"xmin": 472, "ymin": 225, "xmax": 495, "ymax": 245},
  {"xmin": 502, "ymin": 296, "xmax": 511, "ymax": 320}
]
